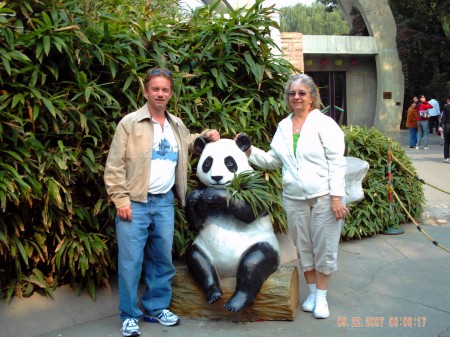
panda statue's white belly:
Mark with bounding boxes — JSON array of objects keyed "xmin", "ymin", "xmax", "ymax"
[{"xmin": 193, "ymin": 214, "xmax": 280, "ymax": 278}]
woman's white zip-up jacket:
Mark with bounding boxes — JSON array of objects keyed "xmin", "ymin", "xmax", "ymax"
[{"xmin": 248, "ymin": 109, "xmax": 346, "ymax": 200}]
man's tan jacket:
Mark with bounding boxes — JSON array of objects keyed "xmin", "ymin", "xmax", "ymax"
[{"xmin": 104, "ymin": 103, "xmax": 206, "ymax": 209}]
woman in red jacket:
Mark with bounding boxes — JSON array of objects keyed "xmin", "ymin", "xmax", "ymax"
[{"xmin": 415, "ymin": 94, "xmax": 433, "ymax": 150}]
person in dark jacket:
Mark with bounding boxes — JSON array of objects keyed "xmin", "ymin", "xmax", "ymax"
[{"xmin": 440, "ymin": 95, "xmax": 450, "ymax": 163}]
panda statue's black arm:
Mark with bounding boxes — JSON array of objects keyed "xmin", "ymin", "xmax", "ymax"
[
  {"xmin": 185, "ymin": 189, "xmax": 208, "ymax": 229},
  {"xmin": 203, "ymin": 187, "xmax": 265, "ymax": 223}
]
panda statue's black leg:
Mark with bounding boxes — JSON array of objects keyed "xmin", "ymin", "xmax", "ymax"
[
  {"xmin": 186, "ymin": 244, "xmax": 223, "ymax": 303},
  {"xmin": 224, "ymin": 242, "xmax": 279, "ymax": 312}
]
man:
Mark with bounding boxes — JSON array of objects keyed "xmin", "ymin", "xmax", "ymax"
[
  {"xmin": 104, "ymin": 68, "xmax": 220, "ymax": 337},
  {"xmin": 440, "ymin": 95, "xmax": 450, "ymax": 163},
  {"xmin": 428, "ymin": 95, "xmax": 441, "ymax": 134}
]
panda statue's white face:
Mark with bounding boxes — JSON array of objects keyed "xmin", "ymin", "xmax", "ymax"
[{"xmin": 197, "ymin": 139, "xmax": 253, "ymax": 189}]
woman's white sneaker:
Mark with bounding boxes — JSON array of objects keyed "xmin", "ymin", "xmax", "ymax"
[
  {"xmin": 301, "ymin": 293, "xmax": 315, "ymax": 312},
  {"xmin": 314, "ymin": 299, "xmax": 330, "ymax": 319}
]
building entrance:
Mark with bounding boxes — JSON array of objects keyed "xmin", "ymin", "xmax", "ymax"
[{"xmin": 310, "ymin": 72, "xmax": 346, "ymax": 125}]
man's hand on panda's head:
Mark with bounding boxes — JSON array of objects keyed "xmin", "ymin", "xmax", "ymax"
[{"xmin": 205, "ymin": 129, "xmax": 220, "ymax": 142}]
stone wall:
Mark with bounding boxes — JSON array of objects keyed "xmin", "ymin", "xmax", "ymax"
[{"xmin": 280, "ymin": 32, "xmax": 304, "ymax": 72}]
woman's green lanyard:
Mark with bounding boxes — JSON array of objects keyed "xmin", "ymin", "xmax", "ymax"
[{"xmin": 293, "ymin": 133, "xmax": 300, "ymax": 154}]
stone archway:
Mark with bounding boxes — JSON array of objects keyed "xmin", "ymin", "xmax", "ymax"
[{"xmin": 338, "ymin": 0, "xmax": 404, "ymax": 131}]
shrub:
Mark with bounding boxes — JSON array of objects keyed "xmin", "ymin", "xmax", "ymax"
[
  {"xmin": 342, "ymin": 126, "xmax": 425, "ymax": 239},
  {"xmin": 0, "ymin": 0, "xmax": 295, "ymax": 300}
]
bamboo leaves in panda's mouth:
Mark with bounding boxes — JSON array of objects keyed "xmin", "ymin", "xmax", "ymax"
[{"xmin": 224, "ymin": 170, "xmax": 272, "ymax": 218}]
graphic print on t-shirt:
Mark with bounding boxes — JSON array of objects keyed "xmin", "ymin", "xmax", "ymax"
[
  {"xmin": 149, "ymin": 128, "xmax": 179, "ymax": 194},
  {"xmin": 154, "ymin": 138, "xmax": 178, "ymax": 161}
]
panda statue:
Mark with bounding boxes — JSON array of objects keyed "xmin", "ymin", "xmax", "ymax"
[{"xmin": 185, "ymin": 134, "xmax": 280, "ymax": 313}]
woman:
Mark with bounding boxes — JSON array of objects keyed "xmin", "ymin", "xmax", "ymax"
[
  {"xmin": 415, "ymin": 94, "xmax": 433, "ymax": 150},
  {"xmin": 247, "ymin": 73, "xmax": 348, "ymax": 319}
]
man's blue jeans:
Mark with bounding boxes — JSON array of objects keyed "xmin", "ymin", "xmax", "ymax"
[
  {"xmin": 409, "ymin": 127, "xmax": 418, "ymax": 147},
  {"xmin": 116, "ymin": 191, "xmax": 176, "ymax": 321}
]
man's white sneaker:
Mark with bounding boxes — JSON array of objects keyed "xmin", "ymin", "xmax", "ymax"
[
  {"xmin": 121, "ymin": 318, "xmax": 140, "ymax": 337},
  {"xmin": 145, "ymin": 309, "xmax": 180, "ymax": 326},
  {"xmin": 444, "ymin": 158, "xmax": 449, "ymax": 163},
  {"xmin": 424, "ymin": 146, "xmax": 429, "ymax": 150}
]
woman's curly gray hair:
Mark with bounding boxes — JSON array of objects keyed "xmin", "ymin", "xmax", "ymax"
[{"xmin": 284, "ymin": 73, "xmax": 321, "ymax": 112}]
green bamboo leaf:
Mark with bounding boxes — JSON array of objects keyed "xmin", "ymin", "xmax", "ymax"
[
  {"xmin": 43, "ymin": 35, "xmax": 51, "ymax": 56},
  {"xmin": 109, "ymin": 59, "xmax": 117, "ymax": 78},
  {"xmin": 92, "ymin": 45, "xmax": 105, "ymax": 64},
  {"xmin": 0, "ymin": 162, "xmax": 31, "ymax": 192},
  {"xmin": 12, "ymin": 237, "xmax": 29, "ymax": 266},
  {"xmin": 11, "ymin": 93, "xmax": 24, "ymax": 108},
  {"xmin": 79, "ymin": 253, "xmax": 87, "ymax": 277},
  {"xmin": 79, "ymin": 112, "xmax": 88, "ymax": 132},
  {"xmin": 1, "ymin": 56, "xmax": 11, "ymax": 75},
  {"xmin": 87, "ymin": 276, "xmax": 96, "ymax": 300},
  {"xmin": 47, "ymin": 178, "xmax": 63, "ymax": 208},
  {"xmin": 84, "ymin": 147, "xmax": 96, "ymax": 164},
  {"xmin": 55, "ymin": 238, "xmax": 69, "ymax": 270},
  {"xmin": 53, "ymin": 155, "xmax": 68, "ymax": 171},
  {"xmin": 52, "ymin": 36, "xmax": 66, "ymax": 53},
  {"xmin": 77, "ymin": 231, "xmax": 92, "ymax": 255},
  {"xmin": 6, "ymin": 280, "xmax": 15, "ymax": 302},
  {"xmin": 28, "ymin": 268, "xmax": 48, "ymax": 289},
  {"xmin": 74, "ymin": 30, "xmax": 91, "ymax": 44},
  {"xmin": 9, "ymin": 50, "xmax": 31, "ymax": 63},
  {"xmin": 1, "ymin": 150, "xmax": 24, "ymax": 162},
  {"xmin": 123, "ymin": 76, "xmax": 134, "ymax": 91},
  {"xmin": 41, "ymin": 97, "xmax": 56, "ymax": 117}
]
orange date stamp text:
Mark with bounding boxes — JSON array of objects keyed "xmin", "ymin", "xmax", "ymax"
[{"xmin": 336, "ymin": 316, "xmax": 427, "ymax": 328}]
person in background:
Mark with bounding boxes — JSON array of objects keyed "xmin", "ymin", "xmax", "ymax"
[
  {"xmin": 246, "ymin": 73, "xmax": 348, "ymax": 319},
  {"xmin": 428, "ymin": 95, "xmax": 441, "ymax": 135},
  {"xmin": 415, "ymin": 94, "xmax": 433, "ymax": 150},
  {"xmin": 104, "ymin": 68, "xmax": 220, "ymax": 337},
  {"xmin": 440, "ymin": 95, "xmax": 450, "ymax": 163},
  {"xmin": 405, "ymin": 100, "xmax": 418, "ymax": 148}
]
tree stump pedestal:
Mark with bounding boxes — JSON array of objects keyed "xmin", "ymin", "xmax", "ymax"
[{"xmin": 169, "ymin": 264, "xmax": 299, "ymax": 321}]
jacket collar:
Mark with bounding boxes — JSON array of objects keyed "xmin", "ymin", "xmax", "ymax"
[{"xmin": 136, "ymin": 103, "xmax": 171, "ymax": 124}]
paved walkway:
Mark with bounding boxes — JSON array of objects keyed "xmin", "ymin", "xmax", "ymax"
[{"xmin": 2, "ymin": 130, "xmax": 450, "ymax": 337}]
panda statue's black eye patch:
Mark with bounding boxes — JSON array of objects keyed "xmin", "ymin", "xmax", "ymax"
[
  {"xmin": 202, "ymin": 157, "xmax": 213, "ymax": 173},
  {"xmin": 224, "ymin": 156, "xmax": 238, "ymax": 172}
]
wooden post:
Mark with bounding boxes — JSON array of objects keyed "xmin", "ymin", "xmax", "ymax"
[{"xmin": 169, "ymin": 264, "xmax": 299, "ymax": 321}]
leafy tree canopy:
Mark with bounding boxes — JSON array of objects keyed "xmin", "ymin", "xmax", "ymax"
[{"xmin": 279, "ymin": 2, "xmax": 350, "ymax": 35}]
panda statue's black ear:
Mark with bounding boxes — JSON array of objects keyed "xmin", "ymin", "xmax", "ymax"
[
  {"xmin": 236, "ymin": 133, "xmax": 251, "ymax": 152},
  {"xmin": 193, "ymin": 136, "xmax": 208, "ymax": 154}
]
